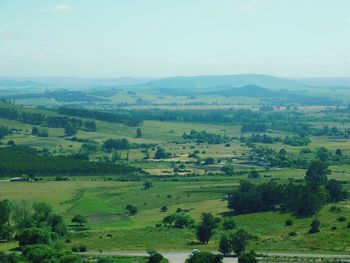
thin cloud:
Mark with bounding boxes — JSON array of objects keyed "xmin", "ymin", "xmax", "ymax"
[{"xmin": 55, "ymin": 4, "xmax": 73, "ymax": 13}]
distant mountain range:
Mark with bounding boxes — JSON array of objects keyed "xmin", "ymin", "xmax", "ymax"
[
  {"xmin": 134, "ymin": 74, "xmax": 309, "ymax": 91},
  {"xmin": 1, "ymin": 74, "xmax": 350, "ymax": 92}
]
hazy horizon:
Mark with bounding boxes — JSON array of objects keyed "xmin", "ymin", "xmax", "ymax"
[{"xmin": 1, "ymin": 0, "xmax": 350, "ymax": 78}]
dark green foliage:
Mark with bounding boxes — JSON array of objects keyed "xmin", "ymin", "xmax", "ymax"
[
  {"xmin": 240, "ymin": 134, "xmax": 280, "ymax": 144},
  {"xmin": 136, "ymin": 128, "xmax": 142, "ymax": 138},
  {"xmin": 221, "ymin": 165, "xmax": 235, "ymax": 176},
  {"xmin": 83, "ymin": 120, "xmax": 97, "ymax": 131},
  {"xmin": 218, "ymin": 235, "xmax": 231, "ymax": 256},
  {"xmin": 0, "ymin": 146, "xmax": 143, "ymax": 177},
  {"xmin": 103, "ymin": 138, "xmax": 129, "ymax": 151},
  {"xmin": 238, "ymin": 251, "xmax": 257, "ymax": 263},
  {"xmin": 337, "ymin": 216, "xmax": 346, "ymax": 222},
  {"xmin": 326, "ymin": 179, "xmax": 347, "ymax": 202},
  {"xmin": 143, "ymin": 181, "xmax": 153, "ymax": 190},
  {"xmin": 0, "ymin": 126, "xmax": 9, "ymax": 140},
  {"xmin": 160, "ymin": 206, "xmax": 168, "ymax": 212},
  {"xmin": 285, "ymin": 219, "xmax": 293, "ymax": 226},
  {"xmin": 31, "ymin": 127, "xmax": 39, "ymax": 135},
  {"xmin": 0, "ymin": 252, "xmax": 22, "ymax": 263},
  {"xmin": 196, "ymin": 213, "xmax": 219, "ymax": 244},
  {"xmin": 248, "ymin": 170, "xmax": 260, "ymax": 179},
  {"xmin": 305, "ymin": 160, "xmax": 329, "ymax": 184},
  {"xmin": 204, "ymin": 157, "xmax": 215, "ymax": 165},
  {"xmin": 155, "ymin": 147, "xmax": 171, "ymax": 159},
  {"xmin": 148, "ymin": 252, "xmax": 164, "ymax": 263},
  {"xmin": 230, "ymin": 229, "xmax": 250, "ymax": 256},
  {"xmin": 227, "ymin": 179, "xmax": 336, "ymax": 216},
  {"xmin": 71, "ymin": 215, "xmax": 87, "ymax": 226},
  {"xmin": 18, "ymin": 227, "xmax": 53, "ymax": 246},
  {"xmin": 183, "ymin": 130, "xmax": 229, "ymax": 144},
  {"xmin": 97, "ymin": 258, "xmax": 116, "ymax": 263},
  {"xmin": 316, "ymin": 147, "xmax": 330, "ymax": 162},
  {"xmin": 308, "ymin": 219, "xmax": 320, "ymax": 234},
  {"xmin": 22, "ymin": 245, "xmax": 83, "ymax": 263},
  {"xmin": 163, "ymin": 213, "xmax": 194, "ymax": 228},
  {"xmin": 64, "ymin": 122, "xmax": 78, "ymax": 136},
  {"xmin": 222, "ymin": 218, "xmax": 237, "ymax": 230},
  {"xmin": 186, "ymin": 252, "xmax": 222, "ymax": 263},
  {"xmin": 0, "ymin": 199, "xmax": 10, "ymax": 225},
  {"xmin": 284, "ymin": 135, "xmax": 310, "ymax": 146},
  {"xmin": 126, "ymin": 204, "xmax": 138, "ymax": 215}
]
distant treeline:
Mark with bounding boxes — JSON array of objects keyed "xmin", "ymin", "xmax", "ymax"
[
  {"xmin": 182, "ymin": 130, "xmax": 230, "ymax": 144},
  {"xmin": 0, "ymin": 146, "xmax": 144, "ymax": 177},
  {"xmin": 0, "ymin": 106, "xmax": 96, "ymax": 131},
  {"xmin": 57, "ymin": 107, "xmax": 143, "ymax": 127}
]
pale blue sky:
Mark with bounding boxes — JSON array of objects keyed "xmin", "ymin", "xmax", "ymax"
[{"xmin": 0, "ymin": 0, "xmax": 350, "ymax": 77}]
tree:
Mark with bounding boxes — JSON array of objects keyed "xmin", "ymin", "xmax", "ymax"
[
  {"xmin": 126, "ymin": 204, "xmax": 138, "ymax": 215},
  {"xmin": 305, "ymin": 160, "xmax": 329, "ymax": 184},
  {"xmin": 308, "ymin": 219, "xmax": 320, "ymax": 234},
  {"xmin": 230, "ymin": 229, "xmax": 250, "ymax": 256},
  {"xmin": 238, "ymin": 251, "xmax": 257, "ymax": 263},
  {"xmin": 32, "ymin": 202, "xmax": 52, "ymax": 226},
  {"xmin": 204, "ymin": 157, "xmax": 215, "ymax": 165},
  {"xmin": 48, "ymin": 214, "xmax": 68, "ymax": 237},
  {"xmin": 222, "ymin": 218, "xmax": 237, "ymax": 230},
  {"xmin": 18, "ymin": 227, "xmax": 52, "ymax": 246},
  {"xmin": 64, "ymin": 122, "xmax": 78, "ymax": 136},
  {"xmin": 11, "ymin": 200, "xmax": 33, "ymax": 235},
  {"xmin": 155, "ymin": 147, "xmax": 170, "ymax": 159},
  {"xmin": 0, "ymin": 199, "xmax": 10, "ymax": 226},
  {"xmin": 326, "ymin": 179, "xmax": 346, "ymax": 202},
  {"xmin": 31, "ymin": 127, "xmax": 39, "ymax": 135},
  {"xmin": 221, "ymin": 165, "xmax": 235, "ymax": 176},
  {"xmin": 316, "ymin": 147, "xmax": 330, "ymax": 162},
  {"xmin": 219, "ymin": 235, "xmax": 231, "ymax": 256},
  {"xmin": 186, "ymin": 252, "xmax": 222, "ymax": 263},
  {"xmin": 143, "ymin": 181, "xmax": 153, "ymax": 190},
  {"xmin": 163, "ymin": 213, "xmax": 194, "ymax": 228},
  {"xmin": 71, "ymin": 215, "xmax": 87, "ymax": 226},
  {"xmin": 160, "ymin": 206, "xmax": 168, "ymax": 212},
  {"xmin": 148, "ymin": 252, "xmax": 164, "ymax": 263},
  {"xmin": 335, "ymin": 148, "xmax": 343, "ymax": 157},
  {"xmin": 136, "ymin": 128, "xmax": 142, "ymax": 138},
  {"xmin": 196, "ymin": 212, "xmax": 218, "ymax": 244}
]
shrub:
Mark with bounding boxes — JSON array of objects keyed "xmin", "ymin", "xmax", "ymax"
[
  {"xmin": 337, "ymin": 216, "xmax": 346, "ymax": 222},
  {"xmin": 238, "ymin": 251, "xmax": 257, "ymax": 263},
  {"xmin": 285, "ymin": 219, "xmax": 293, "ymax": 226},
  {"xmin": 288, "ymin": 231, "xmax": 297, "ymax": 236}
]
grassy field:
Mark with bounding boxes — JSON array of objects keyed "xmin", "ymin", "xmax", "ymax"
[{"xmin": 1, "ymin": 101, "xmax": 350, "ymax": 254}]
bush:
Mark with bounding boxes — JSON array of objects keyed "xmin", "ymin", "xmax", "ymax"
[
  {"xmin": 288, "ymin": 231, "xmax": 297, "ymax": 236},
  {"xmin": 285, "ymin": 219, "xmax": 293, "ymax": 226},
  {"xmin": 238, "ymin": 251, "xmax": 257, "ymax": 263},
  {"xmin": 148, "ymin": 252, "xmax": 164, "ymax": 263},
  {"xmin": 186, "ymin": 252, "xmax": 222, "ymax": 263},
  {"xmin": 308, "ymin": 219, "xmax": 320, "ymax": 234},
  {"xmin": 337, "ymin": 216, "xmax": 346, "ymax": 222},
  {"xmin": 18, "ymin": 227, "xmax": 52, "ymax": 246}
]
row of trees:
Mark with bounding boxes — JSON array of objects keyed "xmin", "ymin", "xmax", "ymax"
[
  {"xmin": 0, "ymin": 146, "xmax": 144, "ymax": 177},
  {"xmin": 183, "ymin": 130, "xmax": 230, "ymax": 144},
  {"xmin": 228, "ymin": 161, "xmax": 347, "ymax": 216}
]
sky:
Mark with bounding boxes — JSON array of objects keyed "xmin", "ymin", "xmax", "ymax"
[{"xmin": 0, "ymin": 0, "xmax": 350, "ymax": 78}]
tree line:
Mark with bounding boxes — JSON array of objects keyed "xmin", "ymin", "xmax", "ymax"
[{"xmin": 0, "ymin": 146, "xmax": 144, "ymax": 177}]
